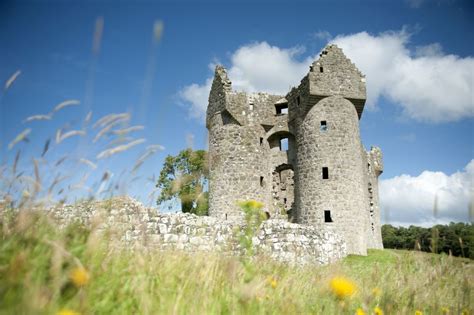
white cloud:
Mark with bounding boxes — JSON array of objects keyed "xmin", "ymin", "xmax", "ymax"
[
  {"xmin": 332, "ymin": 30, "xmax": 474, "ymax": 122},
  {"xmin": 380, "ymin": 160, "xmax": 474, "ymax": 227},
  {"xmin": 179, "ymin": 30, "xmax": 474, "ymax": 123},
  {"xmin": 313, "ymin": 30, "xmax": 332, "ymax": 41},
  {"xmin": 406, "ymin": 0, "xmax": 424, "ymax": 8},
  {"xmin": 179, "ymin": 42, "xmax": 314, "ymax": 122}
]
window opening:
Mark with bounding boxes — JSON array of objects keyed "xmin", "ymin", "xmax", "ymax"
[
  {"xmin": 320, "ymin": 120, "xmax": 327, "ymax": 132},
  {"xmin": 324, "ymin": 210, "xmax": 333, "ymax": 223},
  {"xmin": 275, "ymin": 104, "xmax": 288, "ymax": 115},
  {"xmin": 320, "ymin": 66, "xmax": 323, "ymax": 73},
  {"xmin": 322, "ymin": 167, "xmax": 329, "ymax": 179},
  {"xmin": 283, "ymin": 198, "xmax": 287, "ymax": 205},
  {"xmin": 280, "ymin": 138, "xmax": 289, "ymax": 151},
  {"xmin": 260, "ymin": 176, "xmax": 264, "ymax": 187},
  {"xmin": 297, "ymin": 96, "xmax": 301, "ymax": 106},
  {"xmin": 259, "ymin": 137, "xmax": 263, "ymax": 145}
]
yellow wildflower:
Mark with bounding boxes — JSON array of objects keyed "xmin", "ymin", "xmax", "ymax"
[
  {"xmin": 56, "ymin": 309, "xmax": 80, "ymax": 315},
  {"xmin": 415, "ymin": 311, "xmax": 423, "ymax": 315},
  {"xmin": 267, "ymin": 276, "xmax": 278, "ymax": 289},
  {"xmin": 441, "ymin": 307, "xmax": 449, "ymax": 314},
  {"xmin": 248, "ymin": 200, "xmax": 264, "ymax": 209},
  {"xmin": 372, "ymin": 287, "xmax": 382, "ymax": 297},
  {"xmin": 374, "ymin": 306, "xmax": 384, "ymax": 315},
  {"xmin": 70, "ymin": 267, "xmax": 90, "ymax": 287},
  {"xmin": 329, "ymin": 276, "xmax": 357, "ymax": 299},
  {"xmin": 355, "ymin": 308, "xmax": 366, "ymax": 315}
]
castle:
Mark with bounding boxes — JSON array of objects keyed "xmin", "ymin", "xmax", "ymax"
[{"xmin": 206, "ymin": 45, "xmax": 384, "ymax": 255}]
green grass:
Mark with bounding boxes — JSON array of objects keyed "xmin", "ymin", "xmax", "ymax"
[{"xmin": 1, "ymin": 210, "xmax": 472, "ymax": 315}]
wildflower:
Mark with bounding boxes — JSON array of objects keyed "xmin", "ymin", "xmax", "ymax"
[
  {"xmin": 371, "ymin": 287, "xmax": 382, "ymax": 297},
  {"xmin": 56, "ymin": 309, "xmax": 80, "ymax": 315},
  {"xmin": 415, "ymin": 311, "xmax": 423, "ymax": 315},
  {"xmin": 267, "ymin": 276, "xmax": 278, "ymax": 289},
  {"xmin": 355, "ymin": 308, "xmax": 366, "ymax": 315},
  {"xmin": 329, "ymin": 276, "xmax": 357, "ymax": 299},
  {"xmin": 243, "ymin": 200, "xmax": 264, "ymax": 209},
  {"xmin": 70, "ymin": 267, "xmax": 90, "ymax": 287},
  {"xmin": 374, "ymin": 306, "xmax": 384, "ymax": 315},
  {"xmin": 441, "ymin": 307, "xmax": 449, "ymax": 314}
]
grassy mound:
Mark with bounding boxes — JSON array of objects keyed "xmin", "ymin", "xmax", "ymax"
[{"xmin": 1, "ymin": 210, "xmax": 472, "ymax": 315}]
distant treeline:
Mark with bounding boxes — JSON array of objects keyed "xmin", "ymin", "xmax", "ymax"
[{"xmin": 382, "ymin": 223, "xmax": 474, "ymax": 259}]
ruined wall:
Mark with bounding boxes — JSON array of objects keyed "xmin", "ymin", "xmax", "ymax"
[
  {"xmin": 42, "ymin": 197, "xmax": 347, "ymax": 266},
  {"xmin": 366, "ymin": 147, "xmax": 384, "ymax": 249}
]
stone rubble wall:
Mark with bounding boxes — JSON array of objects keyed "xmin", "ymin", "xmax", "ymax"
[{"xmin": 43, "ymin": 196, "xmax": 347, "ymax": 266}]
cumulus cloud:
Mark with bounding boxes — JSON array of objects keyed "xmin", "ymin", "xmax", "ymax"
[
  {"xmin": 179, "ymin": 42, "xmax": 313, "ymax": 122},
  {"xmin": 332, "ymin": 30, "xmax": 474, "ymax": 122},
  {"xmin": 380, "ymin": 160, "xmax": 474, "ymax": 226},
  {"xmin": 179, "ymin": 30, "xmax": 474, "ymax": 123}
]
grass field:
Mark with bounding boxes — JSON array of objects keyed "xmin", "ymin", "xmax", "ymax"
[{"xmin": 1, "ymin": 209, "xmax": 472, "ymax": 315}]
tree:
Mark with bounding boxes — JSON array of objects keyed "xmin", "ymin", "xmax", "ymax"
[{"xmin": 156, "ymin": 149, "xmax": 209, "ymax": 215}]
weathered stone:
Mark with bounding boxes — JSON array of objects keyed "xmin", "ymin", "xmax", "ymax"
[{"xmin": 206, "ymin": 44, "xmax": 383, "ymax": 255}]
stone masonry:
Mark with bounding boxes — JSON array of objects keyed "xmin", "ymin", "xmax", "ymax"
[
  {"xmin": 206, "ymin": 45, "xmax": 384, "ymax": 255},
  {"xmin": 38, "ymin": 196, "xmax": 346, "ymax": 266}
]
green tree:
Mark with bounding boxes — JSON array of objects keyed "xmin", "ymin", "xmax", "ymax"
[{"xmin": 156, "ymin": 149, "xmax": 209, "ymax": 215}]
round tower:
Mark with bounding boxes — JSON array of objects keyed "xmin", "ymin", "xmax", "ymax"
[
  {"xmin": 291, "ymin": 45, "xmax": 369, "ymax": 255},
  {"xmin": 295, "ymin": 96, "xmax": 368, "ymax": 255}
]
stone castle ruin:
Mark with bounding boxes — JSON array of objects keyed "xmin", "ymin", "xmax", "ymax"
[
  {"xmin": 207, "ymin": 44, "xmax": 384, "ymax": 255},
  {"xmin": 3, "ymin": 45, "xmax": 383, "ymax": 265}
]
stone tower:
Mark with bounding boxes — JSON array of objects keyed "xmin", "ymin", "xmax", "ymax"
[{"xmin": 206, "ymin": 44, "xmax": 384, "ymax": 255}]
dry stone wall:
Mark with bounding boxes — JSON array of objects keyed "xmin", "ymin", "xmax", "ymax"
[{"xmin": 42, "ymin": 196, "xmax": 346, "ymax": 266}]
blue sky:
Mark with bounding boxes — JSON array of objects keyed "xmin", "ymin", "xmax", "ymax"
[{"xmin": 0, "ymin": 0, "xmax": 473, "ymax": 226}]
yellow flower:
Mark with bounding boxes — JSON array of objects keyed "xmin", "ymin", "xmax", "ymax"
[
  {"xmin": 372, "ymin": 287, "xmax": 382, "ymax": 297},
  {"xmin": 355, "ymin": 307, "xmax": 366, "ymax": 315},
  {"xmin": 57, "ymin": 309, "xmax": 80, "ymax": 315},
  {"xmin": 441, "ymin": 307, "xmax": 449, "ymax": 314},
  {"xmin": 70, "ymin": 267, "xmax": 90, "ymax": 287},
  {"xmin": 329, "ymin": 276, "xmax": 357, "ymax": 299},
  {"xmin": 374, "ymin": 306, "xmax": 384, "ymax": 315},
  {"xmin": 415, "ymin": 311, "xmax": 423, "ymax": 315},
  {"xmin": 248, "ymin": 200, "xmax": 264, "ymax": 209},
  {"xmin": 267, "ymin": 276, "xmax": 278, "ymax": 289}
]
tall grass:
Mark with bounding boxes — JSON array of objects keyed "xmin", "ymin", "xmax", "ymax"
[{"xmin": 1, "ymin": 208, "xmax": 472, "ymax": 315}]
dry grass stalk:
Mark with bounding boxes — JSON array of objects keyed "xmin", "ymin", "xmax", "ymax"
[
  {"xmin": 93, "ymin": 113, "xmax": 130, "ymax": 129},
  {"xmin": 96, "ymin": 139, "xmax": 145, "ymax": 160},
  {"xmin": 93, "ymin": 117, "xmax": 129, "ymax": 143},
  {"xmin": 56, "ymin": 130, "xmax": 86, "ymax": 144},
  {"xmin": 111, "ymin": 125, "xmax": 144, "ymax": 136},
  {"xmin": 79, "ymin": 158, "xmax": 97, "ymax": 170},
  {"xmin": 8, "ymin": 128, "xmax": 31, "ymax": 150},
  {"xmin": 23, "ymin": 114, "xmax": 52, "ymax": 123},
  {"xmin": 52, "ymin": 99, "xmax": 80, "ymax": 113},
  {"xmin": 4, "ymin": 70, "xmax": 21, "ymax": 90}
]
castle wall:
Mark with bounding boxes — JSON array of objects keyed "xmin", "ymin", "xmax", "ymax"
[
  {"xmin": 294, "ymin": 96, "xmax": 368, "ymax": 255},
  {"xmin": 206, "ymin": 44, "xmax": 384, "ymax": 257},
  {"xmin": 367, "ymin": 147, "xmax": 384, "ymax": 249},
  {"xmin": 36, "ymin": 197, "xmax": 347, "ymax": 266}
]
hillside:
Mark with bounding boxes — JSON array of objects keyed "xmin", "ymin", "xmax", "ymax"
[{"xmin": 1, "ymin": 209, "xmax": 472, "ymax": 315}]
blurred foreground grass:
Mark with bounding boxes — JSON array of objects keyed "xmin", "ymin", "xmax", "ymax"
[{"xmin": 1, "ymin": 209, "xmax": 472, "ymax": 315}]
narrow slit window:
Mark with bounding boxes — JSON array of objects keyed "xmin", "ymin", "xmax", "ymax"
[
  {"xmin": 319, "ymin": 66, "xmax": 323, "ymax": 73},
  {"xmin": 297, "ymin": 96, "xmax": 301, "ymax": 106},
  {"xmin": 260, "ymin": 137, "xmax": 263, "ymax": 145},
  {"xmin": 320, "ymin": 120, "xmax": 327, "ymax": 132},
  {"xmin": 283, "ymin": 198, "xmax": 287, "ymax": 205},
  {"xmin": 260, "ymin": 176, "xmax": 264, "ymax": 187},
  {"xmin": 322, "ymin": 167, "xmax": 329, "ymax": 179},
  {"xmin": 280, "ymin": 138, "xmax": 289, "ymax": 151},
  {"xmin": 324, "ymin": 210, "xmax": 333, "ymax": 223}
]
